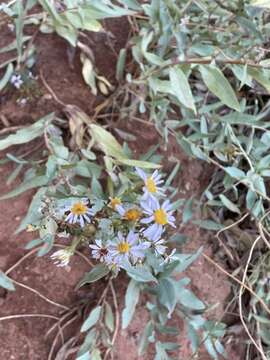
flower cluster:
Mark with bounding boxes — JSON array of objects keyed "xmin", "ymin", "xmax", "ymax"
[{"xmin": 50, "ymin": 168, "xmax": 177, "ymax": 269}]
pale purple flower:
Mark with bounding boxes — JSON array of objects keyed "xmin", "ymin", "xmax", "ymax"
[
  {"xmin": 136, "ymin": 167, "xmax": 165, "ymax": 200},
  {"xmin": 10, "ymin": 74, "xmax": 23, "ymax": 89},
  {"xmin": 141, "ymin": 197, "xmax": 176, "ymax": 240},
  {"xmin": 64, "ymin": 198, "xmax": 94, "ymax": 227},
  {"xmin": 108, "ymin": 231, "xmax": 150, "ymax": 265},
  {"xmin": 89, "ymin": 239, "xmax": 110, "ymax": 263}
]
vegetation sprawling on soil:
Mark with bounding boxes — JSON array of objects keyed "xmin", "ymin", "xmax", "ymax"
[{"xmin": 1, "ymin": 0, "xmax": 270, "ymax": 359}]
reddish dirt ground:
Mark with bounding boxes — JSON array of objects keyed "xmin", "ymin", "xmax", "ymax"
[{"xmin": 0, "ymin": 11, "xmax": 245, "ymax": 360}]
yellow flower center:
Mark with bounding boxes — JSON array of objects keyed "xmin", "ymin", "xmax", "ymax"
[
  {"xmin": 154, "ymin": 208, "xmax": 168, "ymax": 225},
  {"xmin": 70, "ymin": 202, "xmax": 88, "ymax": 215},
  {"xmin": 117, "ymin": 241, "xmax": 130, "ymax": 254},
  {"xmin": 146, "ymin": 177, "xmax": 157, "ymax": 193},
  {"xmin": 124, "ymin": 208, "xmax": 141, "ymax": 221},
  {"xmin": 110, "ymin": 197, "xmax": 121, "ymax": 210},
  {"xmin": 26, "ymin": 224, "xmax": 35, "ymax": 232}
]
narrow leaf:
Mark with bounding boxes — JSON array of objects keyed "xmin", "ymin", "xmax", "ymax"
[
  {"xmin": 81, "ymin": 306, "xmax": 102, "ymax": 332},
  {"xmin": 122, "ymin": 279, "xmax": 140, "ymax": 329},
  {"xmin": 169, "ymin": 67, "xmax": 196, "ymax": 113},
  {"xmin": 77, "ymin": 264, "xmax": 110, "ymax": 288},
  {"xmin": 0, "ymin": 63, "xmax": 14, "ymax": 91},
  {"xmin": 0, "ymin": 271, "xmax": 15, "ymax": 291},
  {"xmin": 199, "ymin": 65, "xmax": 240, "ymax": 111}
]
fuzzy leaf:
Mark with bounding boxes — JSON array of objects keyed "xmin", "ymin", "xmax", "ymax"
[
  {"xmin": 0, "ymin": 63, "xmax": 14, "ymax": 91},
  {"xmin": 0, "ymin": 175, "xmax": 49, "ymax": 200},
  {"xmin": 105, "ymin": 303, "xmax": 114, "ymax": 332},
  {"xmin": 116, "ymin": 158, "xmax": 161, "ymax": 169},
  {"xmin": 225, "ymin": 166, "xmax": 246, "ymax": 179},
  {"xmin": 122, "ymin": 279, "xmax": 140, "ymax": 329},
  {"xmin": 89, "ymin": 124, "xmax": 126, "ymax": 159},
  {"xmin": 199, "ymin": 65, "xmax": 240, "ymax": 111},
  {"xmin": 175, "ymin": 284, "xmax": 205, "ymax": 310},
  {"xmin": 170, "ymin": 67, "xmax": 196, "ymax": 112},
  {"xmin": 0, "ymin": 271, "xmax": 15, "ymax": 291},
  {"xmin": 0, "ymin": 113, "xmax": 54, "ymax": 151},
  {"xmin": 77, "ymin": 264, "xmax": 110, "ymax": 288},
  {"xmin": 157, "ymin": 278, "xmax": 177, "ymax": 315},
  {"xmin": 81, "ymin": 306, "xmax": 102, "ymax": 332},
  {"xmin": 125, "ymin": 264, "xmax": 157, "ymax": 283},
  {"xmin": 219, "ymin": 194, "xmax": 241, "ymax": 214}
]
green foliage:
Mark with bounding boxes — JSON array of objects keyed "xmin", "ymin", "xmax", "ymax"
[
  {"xmin": 3, "ymin": 0, "xmax": 270, "ymax": 358},
  {"xmin": 0, "ymin": 271, "xmax": 15, "ymax": 291}
]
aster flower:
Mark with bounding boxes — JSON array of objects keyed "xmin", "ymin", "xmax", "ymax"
[
  {"xmin": 116, "ymin": 204, "xmax": 141, "ymax": 222},
  {"xmin": 136, "ymin": 167, "xmax": 165, "ymax": 200},
  {"xmin": 10, "ymin": 74, "xmax": 23, "ymax": 89},
  {"xmin": 108, "ymin": 231, "xmax": 150, "ymax": 265},
  {"xmin": 64, "ymin": 198, "xmax": 94, "ymax": 227},
  {"xmin": 89, "ymin": 239, "xmax": 110, "ymax": 263},
  {"xmin": 141, "ymin": 197, "xmax": 176, "ymax": 240},
  {"xmin": 161, "ymin": 248, "xmax": 177, "ymax": 265},
  {"xmin": 152, "ymin": 238, "xmax": 167, "ymax": 256},
  {"xmin": 51, "ymin": 249, "xmax": 72, "ymax": 267},
  {"xmin": 109, "ymin": 197, "xmax": 122, "ymax": 210}
]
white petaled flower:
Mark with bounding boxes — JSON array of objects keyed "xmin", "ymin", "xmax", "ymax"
[
  {"xmin": 146, "ymin": 231, "xmax": 167, "ymax": 256},
  {"xmin": 0, "ymin": 3, "xmax": 7, "ymax": 11},
  {"xmin": 181, "ymin": 15, "xmax": 190, "ymax": 26},
  {"xmin": 135, "ymin": 167, "xmax": 165, "ymax": 200},
  {"xmin": 108, "ymin": 231, "xmax": 150, "ymax": 265},
  {"xmin": 162, "ymin": 248, "xmax": 177, "ymax": 265},
  {"xmin": 10, "ymin": 74, "xmax": 23, "ymax": 89},
  {"xmin": 141, "ymin": 197, "xmax": 176, "ymax": 240},
  {"xmin": 51, "ymin": 249, "xmax": 72, "ymax": 267},
  {"xmin": 115, "ymin": 204, "xmax": 141, "ymax": 222},
  {"xmin": 153, "ymin": 238, "xmax": 167, "ymax": 256},
  {"xmin": 89, "ymin": 239, "xmax": 110, "ymax": 263},
  {"xmin": 64, "ymin": 198, "xmax": 94, "ymax": 227}
]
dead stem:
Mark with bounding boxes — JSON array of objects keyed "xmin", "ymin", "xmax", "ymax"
[
  {"xmin": 238, "ymin": 236, "xmax": 267, "ymax": 360},
  {"xmin": 0, "ymin": 125, "xmax": 31, "ymax": 135},
  {"xmin": 202, "ymin": 253, "xmax": 270, "ymax": 317},
  {"xmin": 10, "ymin": 278, "xmax": 69, "ymax": 311},
  {"xmin": 0, "ymin": 314, "xmax": 59, "ymax": 322},
  {"xmin": 48, "ymin": 314, "xmax": 78, "ymax": 360},
  {"xmin": 45, "ymin": 308, "xmax": 77, "ymax": 339},
  {"xmin": 4, "ymin": 243, "xmax": 93, "ymax": 312},
  {"xmin": 104, "ymin": 279, "xmax": 120, "ymax": 360},
  {"xmin": 40, "ymin": 70, "xmax": 67, "ymax": 107},
  {"xmin": 0, "ymin": 114, "xmax": 11, "ymax": 127},
  {"xmin": 215, "ymin": 213, "xmax": 250, "ymax": 261}
]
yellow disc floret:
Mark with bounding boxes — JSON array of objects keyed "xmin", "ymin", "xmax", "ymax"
[
  {"xmin": 146, "ymin": 177, "xmax": 157, "ymax": 193},
  {"xmin": 26, "ymin": 224, "xmax": 35, "ymax": 232},
  {"xmin": 70, "ymin": 202, "xmax": 88, "ymax": 215},
  {"xmin": 154, "ymin": 208, "xmax": 168, "ymax": 225},
  {"xmin": 109, "ymin": 197, "xmax": 122, "ymax": 210},
  {"xmin": 117, "ymin": 241, "xmax": 130, "ymax": 254},
  {"xmin": 124, "ymin": 208, "xmax": 141, "ymax": 221}
]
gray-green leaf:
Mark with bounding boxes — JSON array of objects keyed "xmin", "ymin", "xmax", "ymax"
[
  {"xmin": 169, "ymin": 67, "xmax": 196, "ymax": 113},
  {"xmin": 122, "ymin": 279, "xmax": 140, "ymax": 329},
  {"xmin": 81, "ymin": 306, "xmax": 102, "ymax": 332},
  {"xmin": 199, "ymin": 65, "xmax": 240, "ymax": 112},
  {"xmin": 0, "ymin": 113, "xmax": 54, "ymax": 151},
  {"xmin": 0, "ymin": 271, "xmax": 15, "ymax": 291},
  {"xmin": 77, "ymin": 264, "xmax": 110, "ymax": 288}
]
